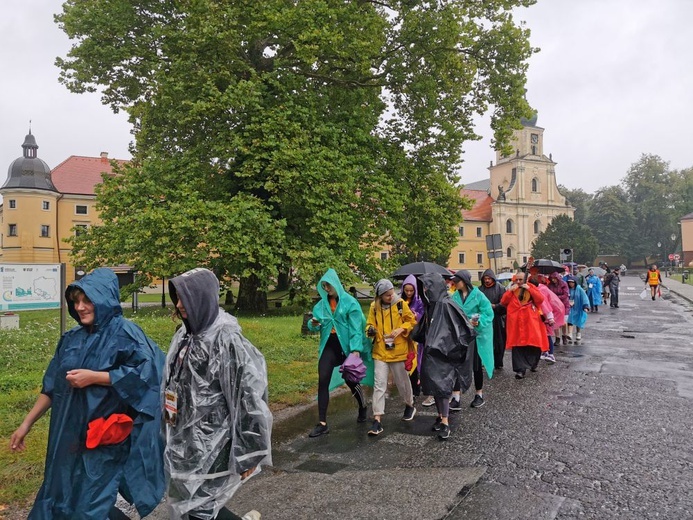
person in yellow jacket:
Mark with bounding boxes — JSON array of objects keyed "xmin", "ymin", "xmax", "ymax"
[
  {"xmin": 647, "ymin": 264, "xmax": 662, "ymax": 301},
  {"xmin": 365, "ymin": 279, "xmax": 418, "ymax": 436}
]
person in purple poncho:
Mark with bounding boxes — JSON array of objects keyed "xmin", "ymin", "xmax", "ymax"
[{"xmin": 399, "ymin": 274, "xmax": 424, "ymax": 399}]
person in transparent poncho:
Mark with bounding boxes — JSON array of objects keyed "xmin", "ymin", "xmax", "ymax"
[{"xmin": 163, "ymin": 268, "xmax": 272, "ymax": 520}]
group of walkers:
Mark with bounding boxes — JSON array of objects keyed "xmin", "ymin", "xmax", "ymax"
[
  {"xmin": 10, "ymin": 268, "xmax": 272, "ymax": 520},
  {"xmin": 306, "ymin": 264, "xmax": 603, "ymax": 442}
]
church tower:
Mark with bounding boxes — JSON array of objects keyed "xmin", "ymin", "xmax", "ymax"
[{"xmin": 488, "ymin": 113, "xmax": 574, "ymax": 268}]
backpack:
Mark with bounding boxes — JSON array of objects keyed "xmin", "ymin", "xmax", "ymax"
[{"xmin": 604, "ymin": 273, "xmax": 614, "ymax": 286}]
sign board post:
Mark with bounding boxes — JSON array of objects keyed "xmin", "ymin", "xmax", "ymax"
[{"xmin": 485, "ymin": 234, "xmax": 503, "ymax": 274}]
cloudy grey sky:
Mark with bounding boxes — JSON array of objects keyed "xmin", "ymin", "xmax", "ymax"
[{"xmin": 2, "ymin": 0, "xmax": 692, "ymax": 194}]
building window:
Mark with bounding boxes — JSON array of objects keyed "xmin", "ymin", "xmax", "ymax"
[
  {"xmin": 476, "ymin": 253, "xmax": 483, "ymax": 264},
  {"xmin": 75, "ymin": 205, "xmax": 88, "ymax": 215},
  {"xmin": 42, "ymin": 200, "xmax": 50, "ymax": 211},
  {"xmin": 8, "ymin": 224, "xmax": 17, "ymax": 236},
  {"xmin": 458, "ymin": 253, "xmax": 466, "ymax": 264},
  {"xmin": 458, "ymin": 226, "xmax": 464, "ymax": 237},
  {"xmin": 75, "ymin": 224, "xmax": 88, "ymax": 236},
  {"xmin": 506, "ymin": 219, "xmax": 514, "ymax": 234},
  {"xmin": 380, "ymin": 252, "xmax": 388, "ymax": 261},
  {"xmin": 533, "ymin": 220, "xmax": 541, "ymax": 234},
  {"xmin": 531, "ymin": 178, "xmax": 539, "ymax": 192},
  {"xmin": 41, "ymin": 225, "xmax": 50, "ymax": 237},
  {"xmin": 476, "ymin": 227, "xmax": 482, "ymax": 238},
  {"xmin": 523, "ymin": 256, "xmax": 528, "ymax": 264},
  {"xmin": 506, "ymin": 247, "xmax": 512, "ymax": 258},
  {"xmin": 8, "ymin": 200, "xmax": 16, "ymax": 209}
]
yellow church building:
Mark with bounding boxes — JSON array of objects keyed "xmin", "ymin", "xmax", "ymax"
[{"xmin": 0, "ymin": 130, "xmax": 125, "ymax": 282}]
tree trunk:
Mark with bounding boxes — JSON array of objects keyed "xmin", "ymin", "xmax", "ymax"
[
  {"xmin": 236, "ymin": 274, "xmax": 268, "ymax": 312},
  {"xmin": 276, "ymin": 271, "xmax": 290, "ymax": 291}
]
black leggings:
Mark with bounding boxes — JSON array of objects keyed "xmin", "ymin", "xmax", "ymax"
[
  {"xmin": 318, "ymin": 333, "xmax": 365, "ymax": 422},
  {"xmin": 453, "ymin": 342, "xmax": 483, "ymax": 392}
]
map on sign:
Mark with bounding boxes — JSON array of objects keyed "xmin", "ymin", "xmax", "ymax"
[{"xmin": 1, "ymin": 264, "xmax": 62, "ymax": 311}]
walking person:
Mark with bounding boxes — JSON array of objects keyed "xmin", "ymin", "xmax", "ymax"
[
  {"xmin": 415, "ymin": 273, "xmax": 476, "ymax": 440},
  {"xmin": 307, "ymin": 268, "xmax": 372, "ymax": 437},
  {"xmin": 501, "ymin": 274, "xmax": 549, "ymax": 379},
  {"xmin": 164, "ymin": 268, "xmax": 272, "ymax": 520},
  {"xmin": 478, "ymin": 269, "xmax": 507, "ymax": 370},
  {"xmin": 365, "ymin": 279, "xmax": 418, "ymax": 436},
  {"xmin": 547, "ymin": 272, "xmax": 571, "ymax": 345},
  {"xmin": 566, "ymin": 275, "xmax": 590, "ymax": 342},
  {"xmin": 400, "ymin": 275, "xmax": 424, "ymax": 400},
  {"xmin": 450, "ymin": 270, "xmax": 494, "ymax": 408},
  {"xmin": 609, "ymin": 267, "xmax": 621, "ymax": 308},
  {"xmin": 585, "ymin": 268, "xmax": 603, "ymax": 312},
  {"xmin": 534, "ymin": 274, "xmax": 564, "ymax": 364},
  {"xmin": 647, "ymin": 264, "xmax": 662, "ymax": 300},
  {"xmin": 10, "ymin": 268, "xmax": 166, "ymax": 520}
]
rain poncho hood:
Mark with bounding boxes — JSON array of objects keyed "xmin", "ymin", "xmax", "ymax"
[
  {"xmin": 451, "ymin": 280, "xmax": 495, "ymax": 379},
  {"xmin": 307, "ymin": 269, "xmax": 374, "ymax": 390},
  {"xmin": 30, "ymin": 268, "xmax": 165, "ymax": 519},
  {"xmin": 400, "ymin": 274, "xmax": 424, "ymax": 321},
  {"xmin": 165, "ymin": 268, "xmax": 272, "ymax": 520},
  {"xmin": 416, "ymin": 273, "xmax": 476, "ymax": 397},
  {"xmin": 585, "ymin": 274, "xmax": 603, "ymax": 306}
]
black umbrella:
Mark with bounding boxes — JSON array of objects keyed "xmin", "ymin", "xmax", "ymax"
[
  {"xmin": 392, "ymin": 261, "xmax": 452, "ymax": 280},
  {"xmin": 520, "ymin": 258, "xmax": 565, "ymax": 274}
]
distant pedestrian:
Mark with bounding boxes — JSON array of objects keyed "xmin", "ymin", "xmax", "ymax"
[
  {"xmin": 478, "ymin": 269, "xmax": 507, "ymax": 370},
  {"xmin": 608, "ymin": 267, "xmax": 621, "ymax": 308},
  {"xmin": 307, "ymin": 269, "xmax": 372, "ymax": 437},
  {"xmin": 400, "ymin": 274, "xmax": 424, "ymax": 399},
  {"xmin": 415, "ymin": 273, "xmax": 476, "ymax": 440},
  {"xmin": 450, "ymin": 270, "xmax": 494, "ymax": 408},
  {"xmin": 585, "ymin": 269, "xmax": 603, "ymax": 312},
  {"xmin": 647, "ymin": 264, "xmax": 662, "ymax": 300},
  {"xmin": 501, "ymin": 274, "xmax": 549, "ymax": 379},
  {"xmin": 566, "ymin": 275, "xmax": 590, "ymax": 342},
  {"xmin": 365, "ymin": 279, "xmax": 417, "ymax": 436}
]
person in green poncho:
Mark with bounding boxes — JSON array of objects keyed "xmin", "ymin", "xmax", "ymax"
[
  {"xmin": 307, "ymin": 269, "xmax": 372, "ymax": 437},
  {"xmin": 450, "ymin": 270, "xmax": 495, "ymax": 409}
]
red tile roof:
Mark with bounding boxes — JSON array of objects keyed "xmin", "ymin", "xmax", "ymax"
[
  {"xmin": 460, "ymin": 188, "xmax": 493, "ymax": 222},
  {"xmin": 51, "ymin": 155, "xmax": 128, "ymax": 195}
]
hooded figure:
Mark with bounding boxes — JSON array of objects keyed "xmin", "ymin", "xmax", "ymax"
[
  {"xmin": 416, "ymin": 273, "xmax": 476, "ymax": 400},
  {"xmin": 566, "ymin": 275, "xmax": 590, "ymax": 331},
  {"xmin": 399, "ymin": 274, "xmax": 424, "ymax": 394},
  {"xmin": 585, "ymin": 270, "xmax": 603, "ymax": 311},
  {"xmin": 478, "ymin": 269, "xmax": 507, "ymax": 369},
  {"xmin": 400, "ymin": 274, "xmax": 424, "ymax": 321},
  {"xmin": 164, "ymin": 268, "xmax": 272, "ymax": 520},
  {"xmin": 15, "ymin": 268, "xmax": 165, "ymax": 519}
]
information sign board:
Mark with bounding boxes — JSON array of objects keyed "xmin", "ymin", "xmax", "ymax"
[{"xmin": 0, "ymin": 264, "xmax": 62, "ymax": 311}]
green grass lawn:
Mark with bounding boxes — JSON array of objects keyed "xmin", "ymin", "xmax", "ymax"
[{"xmin": 0, "ymin": 304, "xmax": 323, "ymax": 507}]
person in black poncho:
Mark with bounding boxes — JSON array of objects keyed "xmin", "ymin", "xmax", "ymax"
[{"xmin": 478, "ymin": 269, "xmax": 507, "ymax": 370}]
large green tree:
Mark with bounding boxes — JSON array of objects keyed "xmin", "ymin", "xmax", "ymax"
[
  {"xmin": 559, "ymin": 185, "xmax": 592, "ymax": 226},
  {"xmin": 585, "ymin": 186, "xmax": 634, "ymax": 259},
  {"xmin": 531, "ymin": 214, "xmax": 599, "ymax": 265},
  {"xmin": 58, "ymin": 0, "xmax": 536, "ymax": 310}
]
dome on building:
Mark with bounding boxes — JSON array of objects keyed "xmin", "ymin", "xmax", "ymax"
[
  {"xmin": 2, "ymin": 131, "xmax": 57, "ymax": 192},
  {"xmin": 520, "ymin": 111, "xmax": 538, "ymax": 127}
]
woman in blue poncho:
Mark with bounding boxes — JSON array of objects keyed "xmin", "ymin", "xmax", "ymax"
[
  {"xmin": 566, "ymin": 275, "xmax": 590, "ymax": 342},
  {"xmin": 10, "ymin": 268, "xmax": 165, "ymax": 520}
]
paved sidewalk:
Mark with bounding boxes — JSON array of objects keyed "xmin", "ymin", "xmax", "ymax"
[{"xmin": 660, "ymin": 274, "xmax": 693, "ymax": 303}]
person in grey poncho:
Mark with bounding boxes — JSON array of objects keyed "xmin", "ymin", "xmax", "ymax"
[{"xmin": 164, "ymin": 268, "xmax": 272, "ymax": 520}]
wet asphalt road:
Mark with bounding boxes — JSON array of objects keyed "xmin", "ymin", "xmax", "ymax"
[{"xmin": 108, "ymin": 275, "xmax": 693, "ymax": 520}]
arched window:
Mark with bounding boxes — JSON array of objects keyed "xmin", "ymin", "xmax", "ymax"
[
  {"xmin": 531, "ymin": 177, "xmax": 539, "ymax": 192},
  {"xmin": 506, "ymin": 247, "xmax": 513, "ymax": 258},
  {"xmin": 506, "ymin": 219, "xmax": 514, "ymax": 234},
  {"xmin": 533, "ymin": 220, "xmax": 541, "ymax": 234}
]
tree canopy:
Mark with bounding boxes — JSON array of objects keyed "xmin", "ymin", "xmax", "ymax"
[
  {"xmin": 57, "ymin": 0, "xmax": 537, "ymax": 309},
  {"xmin": 531, "ymin": 214, "xmax": 599, "ymax": 265}
]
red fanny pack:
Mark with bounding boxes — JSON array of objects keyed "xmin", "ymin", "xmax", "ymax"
[{"xmin": 86, "ymin": 414, "xmax": 133, "ymax": 449}]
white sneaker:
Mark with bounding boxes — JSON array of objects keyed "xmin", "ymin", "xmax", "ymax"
[
  {"xmin": 545, "ymin": 353, "xmax": 556, "ymax": 364},
  {"xmin": 540, "ymin": 352, "xmax": 549, "ymax": 360},
  {"xmin": 422, "ymin": 396, "xmax": 435, "ymax": 407},
  {"xmin": 242, "ymin": 511, "xmax": 261, "ymax": 520},
  {"xmin": 576, "ymin": 332, "xmax": 582, "ymax": 341}
]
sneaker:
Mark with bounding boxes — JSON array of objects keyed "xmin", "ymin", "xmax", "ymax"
[
  {"xmin": 367, "ymin": 420, "xmax": 384, "ymax": 436},
  {"xmin": 422, "ymin": 396, "xmax": 436, "ymax": 407},
  {"xmin": 563, "ymin": 335, "xmax": 572, "ymax": 345},
  {"xmin": 515, "ymin": 371, "xmax": 525, "ymax": 380},
  {"xmin": 652, "ymin": 296, "xmax": 656, "ymax": 301},
  {"xmin": 437, "ymin": 423, "xmax": 450, "ymax": 440},
  {"xmin": 449, "ymin": 397, "xmax": 462, "ymax": 411},
  {"xmin": 357, "ymin": 406, "xmax": 368, "ymax": 423},
  {"xmin": 402, "ymin": 405, "xmax": 416, "ymax": 421},
  {"xmin": 241, "ymin": 511, "xmax": 262, "ymax": 520},
  {"xmin": 545, "ymin": 353, "xmax": 556, "ymax": 364},
  {"xmin": 431, "ymin": 416, "xmax": 443, "ymax": 431},
  {"xmin": 470, "ymin": 394, "xmax": 485, "ymax": 408},
  {"xmin": 576, "ymin": 331, "xmax": 582, "ymax": 341},
  {"xmin": 540, "ymin": 352, "xmax": 549, "ymax": 361},
  {"xmin": 308, "ymin": 423, "xmax": 329, "ymax": 438}
]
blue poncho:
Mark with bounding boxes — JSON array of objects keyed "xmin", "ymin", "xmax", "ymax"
[{"xmin": 30, "ymin": 268, "xmax": 165, "ymax": 519}]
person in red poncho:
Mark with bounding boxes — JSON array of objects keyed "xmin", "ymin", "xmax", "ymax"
[{"xmin": 501, "ymin": 273, "xmax": 549, "ymax": 379}]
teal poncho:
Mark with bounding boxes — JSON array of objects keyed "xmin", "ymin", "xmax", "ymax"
[{"xmin": 451, "ymin": 285, "xmax": 495, "ymax": 379}]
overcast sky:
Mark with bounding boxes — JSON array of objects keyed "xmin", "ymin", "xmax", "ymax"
[{"xmin": 2, "ymin": 0, "xmax": 692, "ymax": 194}]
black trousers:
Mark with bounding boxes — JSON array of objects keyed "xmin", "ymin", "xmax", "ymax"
[{"xmin": 318, "ymin": 333, "xmax": 365, "ymax": 422}]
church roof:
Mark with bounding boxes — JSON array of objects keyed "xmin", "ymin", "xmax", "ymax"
[
  {"xmin": 462, "ymin": 178, "xmax": 490, "ymax": 192},
  {"xmin": 2, "ymin": 131, "xmax": 57, "ymax": 192},
  {"xmin": 51, "ymin": 154, "xmax": 127, "ymax": 195},
  {"xmin": 460, "ymin": 188, "xmax": 493, "ymax": 222}
]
